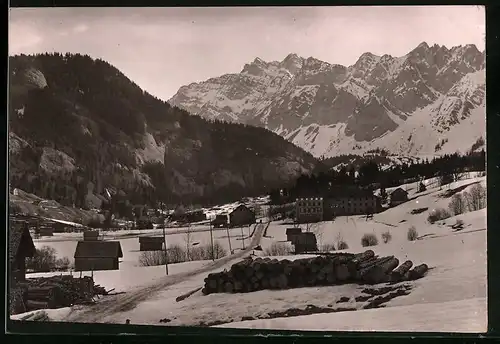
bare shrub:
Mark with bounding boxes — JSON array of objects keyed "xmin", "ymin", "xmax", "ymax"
[
  {"xmin": 320, "ymin": 243, "xmax": 336, "ymax": 252},
  {"xmin": 427, "ymin": 208, "xmax": 451, "ymax": 224},
  {"xmin": 26, "ymin": 246, "xmax": 57, "ymax": 272},
  {"xmin": 264, "ymin": 242, "xmax": 294, "ymax": 256},
  {"xmin": 381, "ymin": 231, "xmax": 392, "ymax": 244},
  {"xmin": 361, "ymin": 233, "xmax": 379, "ymax": 247},
  {"xmin": 167, "ymin": 245, "xmax": 187, "ymax": 263},
  {"xmin": 455, "ymin": 219, "xmax": 465, "ymax": 227},
  {"xmin": 467, "ymin": 184, "xmax": 487, "ymax": 211},
  {"xmin": 448, "ymin": 194, "xmax": 467, "ymax": 216},
  {"xmin": 192, "ymin": 241, "xmax": 227, "ymax": 260},
  {"xmin": 337, "ymin": 240, "xmax": 349, "ymax": 250},
  {"xmin": 54, "ymin": 257, "xmax": 71, "ymax": 271},
  {"xmin": 335, "ymin": 233, "xmax": 349, "ymax": 250},
  {"xmin": 139, "ymin": 250, "xmax": 169, "ymax": 267},
  {"xmin": 407, "ymin": 226, "xmax": 418, "ymax": 241}
]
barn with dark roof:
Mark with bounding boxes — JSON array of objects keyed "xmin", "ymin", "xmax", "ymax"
[
  {"xmin": 9, "ymin": 223, "xmax": 36, "ymax": 283},
  {"xmin": 74, "ymin": 241, "xmax": 123, "ymax": 271}
]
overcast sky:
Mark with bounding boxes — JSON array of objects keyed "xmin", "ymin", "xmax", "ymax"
[{"xmin": 9, "ymin": 6, "xmax": 485, "ymax": 100}]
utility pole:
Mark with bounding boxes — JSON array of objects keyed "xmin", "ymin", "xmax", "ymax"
[
  {"xmin": 209, "ymin": 216, "xmax": 214, "ymax": 261},
  {"xmin": 226, "ymin": 221, "xmax": 232, "ymax": 254},
  {"xmin": 163, "ymin": 222, "xmax": 169, "ymax": 275},
  {"xmin": 241, "ymin": 226, "xmax": 245, "ymax": 250}
]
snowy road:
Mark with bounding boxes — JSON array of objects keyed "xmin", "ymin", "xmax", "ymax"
[{"xmin": 65, "ymin": 223, "xmax": 267, "ymax": 323}]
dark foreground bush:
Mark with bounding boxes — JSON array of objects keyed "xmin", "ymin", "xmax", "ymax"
[
  {"xmin": 361, "ymin": 233, "xmax": 379, "ymax": 247},
  {"xmin": 407, "ymin": 226, "xmax": 419, "ymax": 241},
  {"xmin": 139, "ymin": 241, "xmax": 228, "ymax": 266},
  {"xmin": 427, "ymin": 208, "xmax": 451, "ymax": 224},
  {"xmin": 26, "ymin": 246, "xmax": 72, "ymax": 272},
  {"xmin": 264, "ymin": 242, "xmax": 294, "ymax": 256},
  {"xmin": 381, "ymin": 231, "xmax": 392, "ymax": 244}
]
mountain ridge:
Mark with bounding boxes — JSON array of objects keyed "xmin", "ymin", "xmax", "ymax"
[
  {"xmin": 8, "ymin": 53, "xmax": 319, "ymax": 207},
  {"xmin": 169, "ymin": 42, "xmax": 485, "ymax": 158}
]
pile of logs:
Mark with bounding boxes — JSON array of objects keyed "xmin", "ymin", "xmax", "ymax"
[
  {"xmin": 12, "ymin": 275, "xmax": 111, "ymax": 314},
  {"xmin": 202, "ymin": 250, "xmax": 429, "ymax": 295}
]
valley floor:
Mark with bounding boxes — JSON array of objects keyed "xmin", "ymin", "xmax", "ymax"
[{"xmin": 12, "ymin": 175, "xmax": 487, "ymax": 333}]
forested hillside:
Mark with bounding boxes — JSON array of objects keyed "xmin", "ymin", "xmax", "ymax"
[{"xmin": 8, "ymin": 53, "xmax": 319, "ymax": 207}]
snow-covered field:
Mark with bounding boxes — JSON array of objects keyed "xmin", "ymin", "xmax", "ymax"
[
  {"xmin": 33, "ymin": 224, "xmax": 257, "ymax": 269},
  {"xmin": 19, "ymin": 176, "xmax": 486, "ymax": 332},
  {"xmin": 26, "ymin": 260, "xmax": 211, "ymax": 294},
  {"xmin": 262, "ymin": 176, "xmax": 486, "ymax": 253}
]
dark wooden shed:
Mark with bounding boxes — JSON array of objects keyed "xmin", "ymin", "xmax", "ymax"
[
  {"xmin": 389, "ymin": 188, "xmax": 409, "ymax": 207},
  {"xmin": 83, "ymin": 230, "xmax": 100, "ymax": 241},
  {"xmin": 229, "ymin": 205, "xmax": 256, "ymax": 228},
  {"xmin": 38, "ymin": 226, "xmax": 54, "ymax": 237},
  {"xmin": 9, "ymin": 223, "xmax": 36, "ymax": 283},
  {"xmin": 286, "ymin": 227, "xmax": 302, "ymax": 242},
  {"xmin": 74, "ymin": 241, "xmax": 123, "ymax": 272},
  {"xmin": 291, "ymin": 232, "xmax": 318, "ymax": 254},
  {"xmin": 139, "ymin": 236, "xmax": 164, "ymax": 251},
  {"xmin": 212, "ymin": 214, "xmax": 229, "ymax": 228}
]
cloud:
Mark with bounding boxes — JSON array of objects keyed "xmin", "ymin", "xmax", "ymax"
[{"xmin": 8, "ymin": 22, "xmax": 43, "ymax": 55}]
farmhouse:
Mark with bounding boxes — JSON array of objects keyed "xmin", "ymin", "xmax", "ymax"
[
  {"xmin": 9, "ymin": 223, "xmax": 36, "ymax": 283},
  {"xmin": 389, "ymin": 187, "xmax": 409, "ymax": 207},
  {"xmin": 212, "ymin": 214, "xmax": 229, "ymax": 228},
  {"xmin": 229, "ymin": 204, "xmax": 256, "ymax": 227},
  {"xmin": 50, "ymin": 218, "xmax": 85, "ymax": 233},
  {"xmin": 139, "ymin": 236, "xmax": 164, "ymax": 251},
  {"xmin": 171, "ymin": 209, "xmax": 207, "ymax": 224},
  {"xmin": 323, "ymin": 187, "xmax": 380, "ymax": 217},
  {"xmin": 296, "ymin": 198, "xmax": 324, "ymax": 224},
  {"xmin": 74, "ymin": 241, "xmax": 123, "ymax": 272}
]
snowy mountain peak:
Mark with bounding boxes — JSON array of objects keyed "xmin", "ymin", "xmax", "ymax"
[
  {"xmin": 416, "ymin": 41, "xmax": 430, "ymax": 50},
  {"xmin": 169, "ymin": 42, "xmax": 485, "ymax": 158}
]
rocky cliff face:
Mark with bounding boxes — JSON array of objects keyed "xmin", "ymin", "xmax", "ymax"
[
  {"xmin": 170, "ymin": 42, "xmax": 485, "ymax": 158},
  {"xmin": 9, "ymin": 53, "xmax": 319, "ymax": 205}
]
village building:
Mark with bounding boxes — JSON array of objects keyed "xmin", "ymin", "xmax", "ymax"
[
  {"xmin": 389, "ymin": 187, "xmax": 409, "ymax": 207},
  {"xmin": 212, "ymin": 214, "xmax": 229, "ymax": 228},
  {"xmin": 323, "ymin": 187, "xmax": 381, "ymax": 217},
  {"xmin": 170, "ymin": 209, "xmax": 207, "ymax": 224},
  {"xmin": 295, "ymin": 198, "xmax": 324, "ymax": 224},
  {"xmin": 229, "ymin": 204, "xmax": 256, "ymax": 227},
  {"xmin": 50, "ymin": 218, "xmax": 85, "ymax": 233},
  {"xmin": 37, "ymin": 226, "xmax": 54, "ymax": 237},
  {"xmin": 74, "ymin": 241, "xmax": 123, "ymax": 271},
  {"xmin": 286, "ymin": 227, "xmax": 302, "ymax": 242},
  {"xmin": 83, "ymin": 230, "xmax": 100, "ymax": 241},
  {"xmin": 139, "ymin": 236, "xmax": 164, "ymax": 251},
  {"xmin": 9, "ymin": 223, "xmax": 36, "ymax": 283}
]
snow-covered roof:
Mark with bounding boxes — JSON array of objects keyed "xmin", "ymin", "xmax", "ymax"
[{"xmin": 44, "ymin": 217, "xmax": 85, "ymax": 227}]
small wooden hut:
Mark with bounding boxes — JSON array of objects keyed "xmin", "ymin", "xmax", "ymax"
[
  {"xmin": 139, "ymin": 236, "xmax": 165, "ymax": 251},
  {"xmin": 38, "ymin": 226, "xmax": 54, "ymax": 237},
  {"xmin": 286, "ymin": 227, "xmax": 302, "ymax": 242},
  {"xmin": 291, "ymin": 232, "xmax": 318, "ymax": 254},
  {"xmin": 229, "ymin": 205, "xmax": 256, "ymax": 228},
  {"xmin": 74, "ymin": 241, "xmax": 123, "ymax": 271},
  {"xmin": 83, "ymin": 230, "xmax": 100, "ymax": 241},
  {"xmin": 9, "ymin": 223, "xmax": 36, "ymax": 283}
]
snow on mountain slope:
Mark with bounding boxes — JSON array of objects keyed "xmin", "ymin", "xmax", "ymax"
[{"xmin": 169, "ymin": 43, "xmax": 485, "ymax": 158}]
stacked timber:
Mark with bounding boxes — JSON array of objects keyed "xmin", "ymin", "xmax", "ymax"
[
  {"xmin": 11, "ymin": 275, "xmax": 111, "ymax": 314},
  {"xmin": 202, "ymin": 250, "xmax": 429, "ymax": 295}
]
